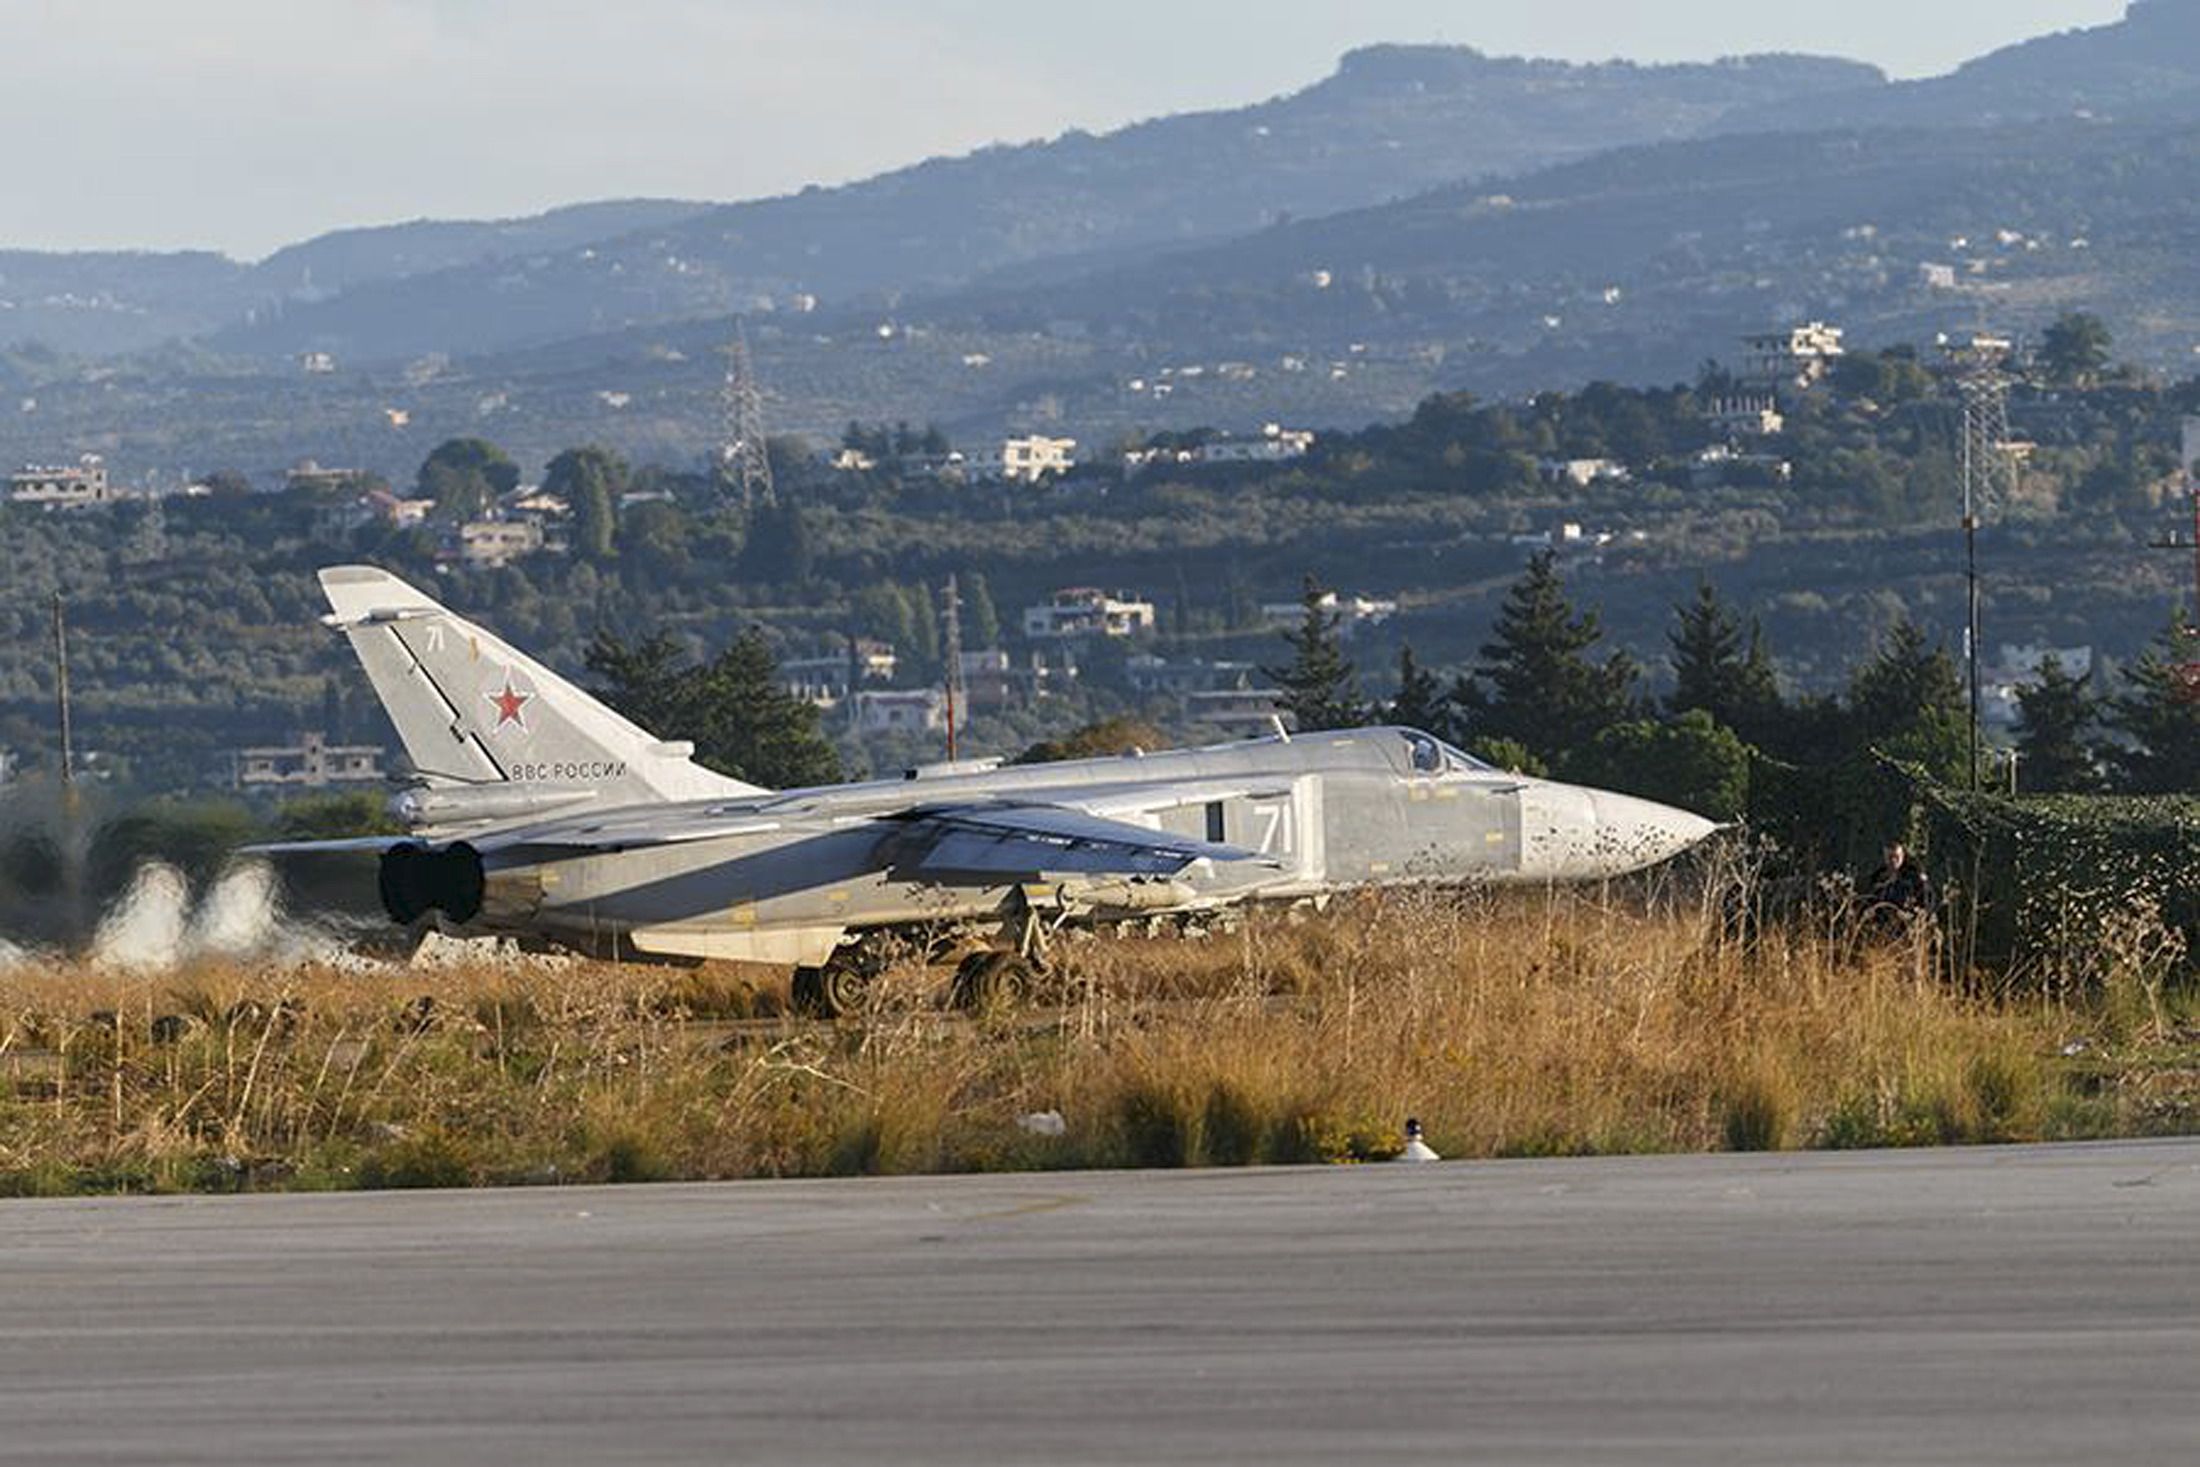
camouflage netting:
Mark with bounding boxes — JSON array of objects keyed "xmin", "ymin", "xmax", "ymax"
[
  {"xmin": 1745, "ymin": 752, "xmax": 1915, "ymax": 879},
  {"xmin": 1748, "ymin": 752, "xmax": 2200, "ymax": 988},
  {"xmin": 1916, "ymin": 788, "xmax": 2200, "ymax": 989}
]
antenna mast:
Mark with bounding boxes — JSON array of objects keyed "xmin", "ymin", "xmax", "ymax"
[
  {"xmin": 2149, "ymin": 415, "xmax": 2200, "ymax": 701},
  {"xmin": 941, "ymin": 574, "xmax": 965, "ymax": 762},
  {"xmin": 1945, "ymin": 333, "xmax": 2015, "ymax": 792},
  {"xmin": 720, "ymin": 317, "xmax": 775, "ymax": 512},
  {"xmin": 51, "ymin": 590, "xmax": 74, "ymax": 789}
]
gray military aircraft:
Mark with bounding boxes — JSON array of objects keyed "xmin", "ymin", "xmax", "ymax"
[{"xmin": 261, "ymin": 566, "xmax": 1717, "ymax": 1013}]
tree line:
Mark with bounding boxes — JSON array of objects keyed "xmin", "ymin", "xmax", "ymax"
[{"xmin": 1268, "ymin": 553, "xmax": 2199, "ymax": 818}]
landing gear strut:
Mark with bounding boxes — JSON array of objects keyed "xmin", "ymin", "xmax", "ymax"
[
  {"xmin": 790, "ymin": 948, "xmax": 880, "ymax": 1019},
  {"xmin": 951, "ymin": 896, "xmax": 1060, "ymax": 1014},
  {"xmin": 951, "ymin": 950, "xmax": 1036, "ymax": 1014}
]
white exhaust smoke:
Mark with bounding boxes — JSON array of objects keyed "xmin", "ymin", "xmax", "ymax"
[
  {"xmin": 190, "ymin": 859, "xmax": 281, "ymax": 956},
  {"xmin": 90, "ymin": 861, "xmax": 191, "ymax": 971}
]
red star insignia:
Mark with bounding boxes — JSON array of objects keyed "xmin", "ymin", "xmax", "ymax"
[{"xmin": 486, "ymin": 675, "xmax": 532, "ymax": 731}]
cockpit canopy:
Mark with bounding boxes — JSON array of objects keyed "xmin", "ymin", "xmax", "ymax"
[{"xmin": 1399, "ymin": 729, "xmax": 1496, "ymax": 777}]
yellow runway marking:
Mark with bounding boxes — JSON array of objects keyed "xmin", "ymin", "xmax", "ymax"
[{"xmin": 962, "ymin": 1193, "xmax": 1089, "ymax": 1224}]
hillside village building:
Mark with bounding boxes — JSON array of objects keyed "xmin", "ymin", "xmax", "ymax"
[
  {"xmin": 1185, "ymin": 681, "xmax": 1288, "ymax": 736},
  {"xmin": 1536, "ymin": 457, "xmax": 1631, "ymax": 488},
  {"xmin": 852, "ymin": 689, "xmax": 946, "ymax": 735},
  {"xmin": 453, "ymin": 519, "xmax": 546, "ymax": 569},
  {"xmin": 1125, "ymin": 656, "xmax": 1261, "ymax": 697},
  {"xmin": 1690, "ymin": 445, "xmax": 1793, "ymax": 488},
  {"xmin": 316, "ymin": 488, "xmax": 437, "ymax": 539},
  {"xmin": 230, "ymin": 731, "xmax": 386, "ymax": 790},
  {"xmin": 1708, "ymin": 397, "xmax": 1785, "ymax": 439},
  {"xmin": 1194, "ymin": 424, "xmax": 1316, "ymax": 465},
  {"xmin": 8, "ymin": 455, "xmax": 125, "ymax": 509},
  {"xmin": 966, "ymin": 435, "xmax": 1077, "ymax": 484},
  {"xmin": 781, "ymin": 640, "xmax": 900, "ymax": 704},
  {"xmin": 1742, "ymin": 322, "xmax": 1845, "ymax": 395},
  {"xmin": 286, "ymin": 460, "xmax": 373, "ymax": 496},
  {"xmin": 1126, "ymin": 424, "xmax": 1318, "ymax": 475},
  {"xmin": 1258, "ymin": 591, "xmax": 1398, "ymax": 638},
  {"xmin": 1022, "ymin": 588, "xmax": 1157, "ymax": 640}
]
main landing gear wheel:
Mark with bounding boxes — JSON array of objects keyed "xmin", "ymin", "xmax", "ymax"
[
  {"xmin": 953, "ymin": 951, "xmax": 1035, "ymax": 1016},
  {"xmin": 791, "ymin": 953, "xmax": 878, "ymax": 1019}
]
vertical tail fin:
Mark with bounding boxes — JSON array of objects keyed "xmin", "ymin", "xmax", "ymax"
[{"xmin": 318, "ymin": 566, "xmax": 763, "ymax": 806}]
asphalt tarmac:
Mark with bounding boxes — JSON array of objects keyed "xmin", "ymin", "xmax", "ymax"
[{"xmin": 1, "ymin": 1140, "xmax": 2196, "ymax": 1465}]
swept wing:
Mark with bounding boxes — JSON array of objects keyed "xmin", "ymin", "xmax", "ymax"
[
  {"xmin": 257, "ymin": 786, "xmax": 1276, "ymax": 881},
  {"xmin": 891, "ymin": 802, "xmax": 1269, "ymax": 878}
]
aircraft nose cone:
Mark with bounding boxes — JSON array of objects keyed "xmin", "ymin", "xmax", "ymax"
[{"xmin": 1586, "ymin": 791, "xmax": 1721, "ymax": 874}]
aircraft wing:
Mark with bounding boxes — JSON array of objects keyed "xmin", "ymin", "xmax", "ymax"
[
  {"xmin": 894, "ymin": 802, "xmax": 1273, "ymax": 879},
  {"xmin": 243, "ymin": 790, "xmax": 1275, "ymax": 882},
  {"xmin": 1054, "ymin": 778, "xmax": 1298, "ymax": 821}
]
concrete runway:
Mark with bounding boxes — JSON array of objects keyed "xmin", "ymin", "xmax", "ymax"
[{"xmin": 2, "ymin": 1142, "xmax": 2197, "ymax": 1465}]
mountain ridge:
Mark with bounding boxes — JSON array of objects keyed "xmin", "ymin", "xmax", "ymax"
[
  {"xmin": 185, "ymin": 46, "xmax": 1886, "ymax": 364},
  {"xmin": 1717, "ymin": 0, "xmax": 2200, "ymax": 132}
]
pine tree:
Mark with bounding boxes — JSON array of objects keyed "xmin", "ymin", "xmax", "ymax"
[
  {"xmin": 737, "ymin": 503, "xmax": 814, "ymax": 587},
  {"xmin": 1263, "ymin": 575, "xmax": 1366, "ymax": 732},
  {"xmin": 417, "ymin": 437, "xmax": 518, "ymax": 521},
  {"xmin": 2101, "ymin": 614, "xmax": 2200, "ymax": 794},
  {"xmin": 2039, "ymin": 312, "xmax": 2113, "ymax": 387},
  {"xmin": 688, "ymin": 628, "xmax": 842, "ymax": 788},
  {"xmin": 963, "ymin": 572, "xmax": 1001, "ymax": 650},
  {"xmin": 586, "ymin": 625, "xmax": 840, "ymax": 788},
  {"xmin": 2013, "ymin": 654, "xmax": 2100, "ymax": 793},
  {"xmin": 1845, "ymin": 618, "xmax": 1968, "ymax": 779},
  {"xmin": 1388, "ymin": 644, "xmax": 1448, "ymax": 735},
  {"xmin": 319, "ymin": 676, "xmax": 346, "ymax": 742},
  {"xmin": 852, "ymin": 583, "xmax": 917, "ymax": 652},
  {"xmin": 1667, "ymin": 579, "xmax": 1780, "ymax": 742},
  {"xmin": 904, "ymin": 578, "xmax": 940, "ymax": 674},
  {"xmin": 544, "ymin": 445, "xmax": 628, "ymax": 562},
  {"xmin": 1847, "ymin": 619, "xmax": 1962, "ymax": 741},
  {"xmin": 1456, "ymin": 552, "xmax": 1637, "ymax": 764},
  {"xmin": 584, "ymin": 628, "xmax": 697, "ymax": 743}
]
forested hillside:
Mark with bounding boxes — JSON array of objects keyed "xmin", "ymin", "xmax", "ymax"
[{"xmin": 2, "ymin": 341, "xmax": 2194, "ymax": 797}]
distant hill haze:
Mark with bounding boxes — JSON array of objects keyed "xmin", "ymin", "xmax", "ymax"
[
  {"xmin": 4, "ymin": 46, "xmax": 1880, "ymax": 362},
  {"xmin": 8, "ymin": 1, "xmax": 2200, "ymax": 478},
  {"xmin": 0, "ymin": 200, "xmax": 713, "ymax": 359},
  {"xmin": 1717, "ymin": 0, "xmax": 2200, "ymax": 132}
]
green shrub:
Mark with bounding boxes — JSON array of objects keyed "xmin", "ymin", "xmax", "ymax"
[
  {"xmin": 1721, "ymin": 1071, "xmax": 1793, "ymax": 1152},
  {"xmin": 358, "ymin": 1127, "xmax": 475, "ymax": 1189},
  {"xmin": 1117, "ymin": 1084, "xmax": 1190, "ymax": 1168},
  {"xmin": 1198, "ymin": 1083, "xmax": 1264, "ymax": 1166}
]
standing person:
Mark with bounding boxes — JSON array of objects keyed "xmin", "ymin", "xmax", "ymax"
[{"xmin": 1865, "ymin": 840, "xmax": 1933, "ymax": 934}]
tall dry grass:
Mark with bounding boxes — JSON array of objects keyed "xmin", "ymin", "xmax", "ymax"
[{"xmin": 0, "ymin": 879, "xmax": 2185, "ymax": 1194}]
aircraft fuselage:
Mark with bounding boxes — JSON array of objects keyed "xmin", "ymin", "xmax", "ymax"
[{"xmin": 407, "ymin": 728, "xmax": 1715, "ymax": 967}]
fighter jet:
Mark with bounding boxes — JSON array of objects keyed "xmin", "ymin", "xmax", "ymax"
[{"xmin": 260, "ymin": 566, "xmax": 1718, "ymax": 1014}]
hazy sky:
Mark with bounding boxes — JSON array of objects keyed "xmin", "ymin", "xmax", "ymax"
[{"xmin": 1, "ymin": 0, "xmax": 2129, "ymax": 258}]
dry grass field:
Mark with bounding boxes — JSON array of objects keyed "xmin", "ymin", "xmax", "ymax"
[{"xmin": 1, "ymin": 875, "xmax": 2194, "ymax": 1195}]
